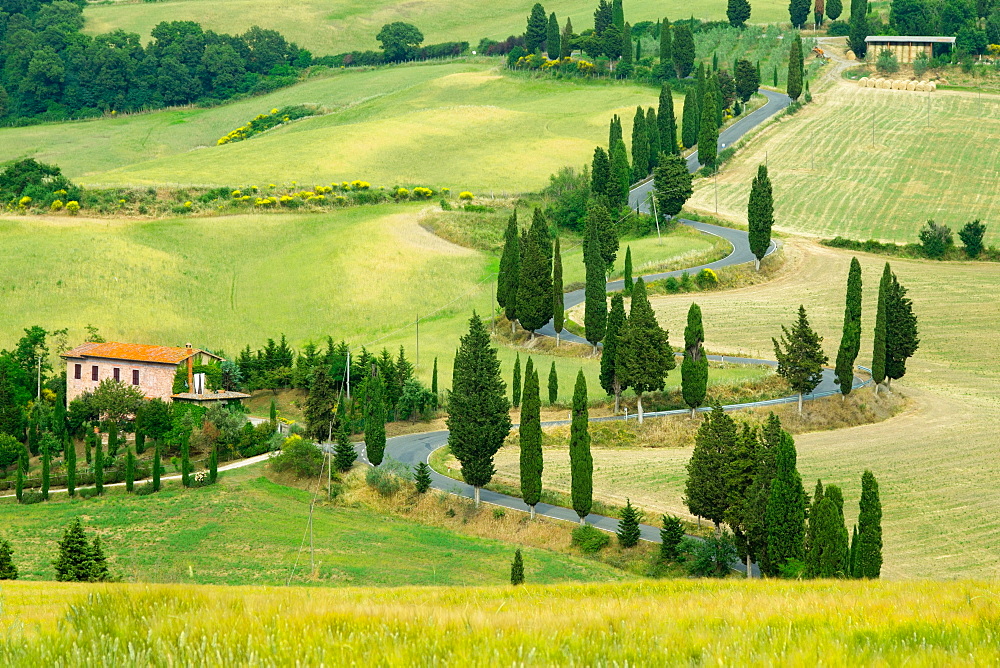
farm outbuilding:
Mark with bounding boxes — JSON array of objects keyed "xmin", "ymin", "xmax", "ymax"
[{"xmin": 864, "ymin": 36, "xmax": 956, "ymax": 64}]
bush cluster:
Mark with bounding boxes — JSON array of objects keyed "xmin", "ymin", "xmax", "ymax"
[
  {"xmin": 571, "ymin": 524, "xmax": 611, "ymax": 553},
  {"xmin": 217, "ymin": 106, "xmax": 319, "ymax": 145},
  {"xmin": 824, "ymin": 220, "xmax": 993, "ymax": 261}
]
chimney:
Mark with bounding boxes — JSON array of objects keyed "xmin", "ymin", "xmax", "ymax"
[{"xmin": 186, "ymin": 343, "xmax": 194, "ymax": 393}]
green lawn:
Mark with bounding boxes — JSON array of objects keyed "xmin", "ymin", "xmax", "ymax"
[{"xmin": 82, "ymin": 0, "xmax": 792, "ymax": 55}]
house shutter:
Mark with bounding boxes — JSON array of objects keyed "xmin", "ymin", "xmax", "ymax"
[
  {"xmin": 133, "ymin": 369, "xmax": 140, "ymax": 386},
  {"xmin": 92, "ymin": 366, "xmax": 99, "ymax": 381},
  {"xmin": 114, "ymin": 368, "xmax": 120, "ymax": 382},
  {"xmin": 74, "ymin": 364, "xmax": 82, "ymax": 380}
]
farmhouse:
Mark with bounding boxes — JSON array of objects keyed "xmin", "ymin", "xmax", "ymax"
[
  {"xmin": 865, "ymin": 36, "xmax": 956, "ymax": 64},
  {"xmin": 62, "ymin": 341, "xmax": 248, "ymax": 406}
]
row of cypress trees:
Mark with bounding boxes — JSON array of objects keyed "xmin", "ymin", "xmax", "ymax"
[
  {"xmin": 510, "ymin": 355, "xmax": 559, "ymax": 407},
  {"xmin": 805, "ymin": 471, "xmax": 883, "ymax": 578},
  {"xmin": 497, "ymin": 208, "xmax": 565, "ymax": 340}
]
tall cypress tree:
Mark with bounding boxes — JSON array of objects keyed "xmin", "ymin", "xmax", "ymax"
[
  {"xmin": 805, "ymin": 479, "xmax": 824, "ymax": 576},
  {"xmin": 65, "ymin": 434, "xmax": 76, "ymax": 498},
  {"xmin": 658, "ymin": 84, "xmax": 678, "ymax": 155},
  {"xmin": 548, "ymin": 361, "xmax": 558, "ymax": 404},
  {"xmin": 811, "ymin": 486, "xmax": 850, "ymax": 577},
  {"xmin": 560, "ymin": 17, "xmax": 574, "ymax": 58},
  {"xmin": 600, "ymin": 293, "xmax": 628, "ymax": 413},
  {"xmin": 848, "ymin": 524, "xmax": 859, "ymax": 577},
  {"xmin": 619, "ymin": 22, "xmax": 633, "ymax": 76},
  {"xmin": 498, "ymin": 211, "xmax": 521, "ymax": 331},
  {"xmin": 591, "ymin": 147, "xmax": 611, "ymax": 205},
  {"xmin": 365, "ymin": 374, "xmax": 387, "ymax": 466},
  {"xmin": 617, "ymin": 278, "xmax": 674, "ymax": 423},
  {"xmin": 747, "ymin": 164, "xmax": 774, "ymax": 270},
  {"xmin": 510, "ymin": 549, "xmax": 525, "ymax": 585},
  {"xmin": 546, "ymin": 12, "xmax": 560, "ymax": 59},
  {"xmin": 744, "ymin": 414, "xmax": 782, "ymax": 575},
  {"xmin": 525, "ymin": 3, "xmax": 549, "ymax": 52},
  {"xmin": 609, "ymin": 140, "xmax": 631, "ymax": 208},
  {"xmin": 208, "ymin": 443, "xmax": 218, "ymax": 484},
  {"xmin": 856, "ymin": 470, "xmax": 883, "ymax": 578},
  {"xmin": 672, "ymin": 24, "xmax": 695, "ymax": 78},
  {"xmin": 682, "ymin": 303, "xmax": 709, "ymax": 417},
  {"xmin": 612, "ymin": 0, "xmax": 624, "ymax": 28},
  {"xmin": 698, "ymin": 91, "xmax": 719, "ymax": 168},
  {"xmin": 773, "ymin": 305, "xmax": 828, "ymax": 413},
  {"xmin": 152, "ymin": 440, "xmax": 161, "ymax": 492},
  {"xmin": 94, "ymin": 430, "xmax": 104, "ymax": 496},
  {"xmin": 512, "ymin": 353, "xmax": 522, "ymax": 408},
  {"xmin": 848, "ymin": 0, "xmax": 868, "ymax": 58},
  {"xmin": 431, "ymin": 356, "xmax": 439, "ymax": 401},
  {"xmin": 631, "ymin": 106, "xmax": 649, "ymax": 182},
  {"xmin": 653, "ymin": 153, "xmax": 693, "ymax": 219},
  {"xmin": 125, "ymin": 447, "xmax": 135, "ymax": 493},
  {"xmin": 659, "ymin": 17, "xmax": 672, "ymax": 71},
  {"xmin": 645, "ymin": 107, "xmax": 660, "ymax": 172},
  {"xmin": 885, "ymin": 272, "xmax": 919, "ymax": 389},
  {"xmin": 569, "ymin": 369, "xmax": 592, "ymax": 524},
  {"xmin": 685, "ymin": 404, "xmax": 739, "ymax": 532},
  {"xmin": 41, "ymin": 436, "xmax": 51, "ymax": 501},
  {"xmin": 84, "ymin": 429, "xmax": 93, "ymax": 465},
  {"xmin": 728, "ymin": 0, "xmax": 752, "ymax": 27},
  {"xmin": 872, "ymin": 262, "xmax": 890, "ymax": 392},
  {"xmin": 516, "ymin": 209, "xmax": 554, "ymax": 336},
  {"xmin": 553, "ymin": 235, "xmax": 564, "ymax": 345},
  {"xmin": 623, "ymin": 245, "xmax": 634, "ymax": 294},
  {"xmin": 609, "ymin": 114, "xmax": 623, "ymax": 149},
  {"xmin": 107, "ymin": 421, "xmax": 119, "ymax": 458},
  {"xmin": 681, "ymin": 90, "xmax": 699, "ymax": 149},
  {"xmin": 787, "ymin": 33, "xmax": 804, "ymax": 100},
  {"xmin": 447, "ymin": 313, "xmax": 512, "ymax": 506},
  {"xmin": 519, "ymin": 360, "xmax": 543, "ymax": 518},
  {"xmin": 584, "ymin": 202, "xmax": 609, "ymax": 350},
  {"xmin": 789, "ymin": 0, "xmax": 811, "ymax": 27},
  {"xmin": 764, "ymin": 429, "xmax": 806, "ymax": 575},
  {"xmin": 835, "ymin": 258, "xmax": 863, "ymax": 396}
]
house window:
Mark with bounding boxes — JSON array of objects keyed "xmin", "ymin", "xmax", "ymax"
[
  {"xmin": 74, "ymin": 364, "xmax": 81, "ymax": 380},
  {"xmin": 91, "ymin": 366, "xmax": 99, "ymax": 381},
  {"xmin": 113, "ymin": 368, "xmax": 120, "ymax": 382},
  {"xmin": 132, "ymin": 369, "xmax": 140, "ymax": 386}
]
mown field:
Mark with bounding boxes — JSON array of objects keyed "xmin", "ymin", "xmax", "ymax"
[
  {"xmin": 691, "ymin": 82, "xmax": 1000, "ymax": 244},
  {"xmin": 0, "ymin": 462, "xmax": 620, "ymax": 587},
  {"xmin": 562, "ymin": 239, "xmax": 1000, "ymax": 579},
  {"xmin": 2, "ymin": 579, "xmax": 999, "ymax": 664},
  {"xmin": 82, "ymin": 0, "xmax": 792, "ymax": 55},
  {"xmin": 0, "ymin": 62, "xmax": 666, "ymax": 193}
]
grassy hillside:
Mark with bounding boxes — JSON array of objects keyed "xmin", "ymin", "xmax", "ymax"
[
  {"xmin": 3, "ymin": 579, "xmax": 998, "ymax": 663},
  {"xmin": 0, "ymin": 462, "xmax": 621, "ymax": 587},
  {"xmin": 0, "ymin": 62, "xmax": 666, "ymax": 193},
  {"xmin": 691, "ymin": 82, "xmax": 1000, "ymax": 244},
  {"xmin": 82, "ymin": 0, "xmax": 792, "ymax": 55}
]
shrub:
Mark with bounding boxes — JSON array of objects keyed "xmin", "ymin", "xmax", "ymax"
[
  {"xmin": 571, "ymin": 524, "xmax": 611, "ymax": 553},
  {"xmin": 492, "ymin": 507, "xmax": 506, "ymax": 520},
  {"xmin": 685, "ymin": 533, "xmax": 738, "ymax": 577},
  {"xmin": 269, "ymin": 435, "xmax": 323, "ymax": 478},
  {"xmin": 659, "ymin": 515, "xmax": 686, "ymax": 561},
  {"xmin": 78, "ymin": 487, "xmax": 100, "ymax": 499},
  {"xmin": 20, "ymin": 490, "xmax": 45, "ymax": 505},
  {"xmin": 913, "ymin": 52, "xmax": 931, "ymax": 78},
  {"xmin": 395, "ymin": 187, "xmax": 410, "ymax": 199},
  {"xmin": 65, "ymin": 201, "xmax": 80, "ymax": 215},
  {"xmin": 458, "ymin": 191, "xmax": 474, "ymax": 200},
  {"xmin": 918, "ymin": 220, "xmax": 954, "ymax": 258},
  {"xmin": 134, "ymin": 483, "xmax": 156, "ymax": 496},
  {"xmin": 826, "ymin": 20, "xmax": 850, "ymax": 36},
  {"xmin": 695, "ymin": 268, "xmax": 719, "ymax": 289},
  {"xmin": 876, "ymin": 49, "xmax": 899, "ymax": 74},
  {"xmin": 50, "ymin": 199, "xmax": 64, "ymax": 211},
  {"xmin": 663, "ymin": 276, "xmax": 681, "ymax": 293},
  {"xmin": 411, "ymin": 186, "xmax": 434, "ymax": 199},
  {"xmin": 958, "ymin": 220, "xmax": 987, "ymax": 258},
  {"xmin": 366, "ymin": 466, "xmax": 402, "ymax": 497}
]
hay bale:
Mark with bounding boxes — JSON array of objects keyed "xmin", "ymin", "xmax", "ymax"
[
  {"xmin": 846, "ymin": 50, "xmax": 857, "ymax": 60},
  {"xmin": 928, "ymin": 81, "xmax": 937, "ymax": 91},
  {"xmin": 866, "ymin": 78, "xmax": 876, "ymax": 88},
  {"xmin": 894, "ymin": 79, "xmax": 906, "ymax": 90},
  {"xmin": 906, "ymin": 81, "xmax": 916, "ymax": 91},
  {"xmin": 915, "ymin": 82, "xmax": 927, "ymax": 91},
  {"xmin": 859, "ymin": 77, "xmax": 870, "ymax": 86},
  {"xmin": 878, "ymin": 79, "xmax": 889, "ymax": 89}
]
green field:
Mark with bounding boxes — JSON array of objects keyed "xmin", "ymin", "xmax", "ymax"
[
  {"xmin": 0, "ymin": 62, "xmax": 666, "ymax": 193},
  {"xmin": 3, "ymin": 579, "xmax": 998, "ymax": 664},
  {"xmin": 0, "ymin": 462, "xmax": 620, "ymax": 586},
  {"xmin": 691, "ymin": 81, "xmax": 1000, "ymax": 244},
  {"xmin": 82, "ymin": 0, "xmax": 792, "ymax": 55}
]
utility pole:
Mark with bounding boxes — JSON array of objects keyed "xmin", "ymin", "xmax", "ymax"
[
  {"xmin": 37, "ymin": 354, "xmax": 41, "ymax": 400},
  {"xmin": 649, "ymin": 192, "xmax": 662, "ymax": 245},
  {"xmin": 871, "ymin": 107, "xmax": 875, "ymax": 148},
  {"xmin": 714, "ymin": 167, "xmax": 718, "ymax": 213},
  {"xmin": 346, "ymin": 349, "xmax": 351, "ymax": 400},
  {"xmin": 415, "ymin": 315, "xmax": 419, "ymax": 367},
  {"xmin": 308, "ymin": 497, "xmax": 315, "ymax": 575}
]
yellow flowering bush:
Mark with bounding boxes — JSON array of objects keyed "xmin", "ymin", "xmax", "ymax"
[
  {"xmin": 333, "ymin": 195, "xmax": 348, "ymax": 205},
  {"xmin": 695, "ymin": 268, "xmax": 719, "ymax": 289},
  {"xmin": 350, "ymin": 180, "xmax": 371, "ymax": 190},
  {"xmin": 412, "ymin": 186, "xmax": 434, "ymax": 199},
  {"xmin": 298, "ymin": 191, "xmax": 314, "ymax": 199},
  {"xmin": 183, "ymin": 201, "xmax": 193, "ymax": 209},
  {"xmin": 395, "ymin": 187, "xmax": 410, "ymax": 199},
  {"xmin": 279, "ymin": 195, "xmax": 295, "ymax": 205},
  {"xmin": 50, "ymin": 200, "xmax": 64, "ymax": 211},
  {"xmin": 307, "ymin": 194, "xmax": 327, "ymax": 203},
  {"xmin": 232, "ymin": 190, "xmax": 242, "ymax": 197},
  {"xmin": 216, "ymin": 105, "xmax": 318, "ymax": 145},
  {"xmin": 18, "ymin": 196, "xmax": 31, "ymax": 208},
  {"xmin": 54, "ymin": 189, "xmax": 67, "ymax": 197},
  {"xmin": 66, "ymin": 201, "xmax": 80, "ymax": 215},
  {"xmin": 458, "ymin": 191, "xmax": 474, "ymax": 200}
]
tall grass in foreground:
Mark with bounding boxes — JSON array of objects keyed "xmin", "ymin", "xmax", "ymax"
[{"xmin": 1, "ymin": 580, "xmax": 998, "ymax": 664}]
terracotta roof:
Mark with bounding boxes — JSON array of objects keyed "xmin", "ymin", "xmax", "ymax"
[
  {"xmin": 865, "ymin": 36, "xmax": 956, "ymax": 43},
  {"xmin": 62, "ymin": 341, "xmax": 210, "ymax": 365},
  {"xmin": 172, "ymin": 391, "xmax": 251, "ymax": 401}
]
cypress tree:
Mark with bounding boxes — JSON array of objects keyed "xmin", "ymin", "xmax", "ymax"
[
  {"xmin": 659, "ymin": 17, "xmax": 672, "ymax": 70},
  {"xmin": 773, "ymin": 305, "xmax": 828, "ymax": 413},
  {"xmin": 89, "ymin": 536, "xmax": 110, "ymax": 582},
  {"xmin": 849, "ymin": 524, "xmax": 859, "ymax": 577},
  {"xmin": 15, "ymin": 449, "xmax": 25, "ymax": 502},
  {"xmin": 813, "ymin": 484, "xmax": 850, "ymax": 577},
  {"xmin": 364, "ymin": 374, "xmax": 387, "ymax": 466},
  {"xmin": 208, "ymin": 444, "xmax": 218, "ymax": 484},
  {"xmin": 517, "ymin": 209, "xmax": 554, "ymax": 337},
  {"xmin": 672, "ymin": 24, "xmax": 695, "ymax": 78},
  {"xmin": 560, "ymin": 17, "xmax": 573, "ymax": 58},
  {"xmin": 107, "ymin": 421, "xmax": 119, "ymax": 458},
  {"xmin": 646, "ymin": 107, "xmax": 661, "ymax": 172},
  {"xmin": 848, "ymin": 0, "xmax": 868, "ymax": 58},
  {"xmin": 553, "ymin": 236, "xmax": 564, "ymax": 345},
  {"xmin": 569, "ymin": 370, "xmax": 592, "ymax": 524},
  {"xmin": 828, "ymin": 0, "xmax": 843, "ymax": 19},
  {"xmin": 658, "ymin": 84, "xmax": 678, "ymax": 155},
  {"xmin": 712, "ymin": 51, "xmax": 719, "ymax": 71},
  {"xmin": 681, "ymin": 89, "xmax": 699, "ymax": 148},
  {"xmin": 512, "ymin": 353, "xmax": 522, "ymax": 408},
  {"xmin": 609, "ymin": 114, "xmax": 623, "ymax": 149},
  {"xmin": 682, "ymin": 303, "xmax": 709, "ymax": 417},
  {"xmin": 805, "ymin": 479, "xmax": 824, "ymax": 576},
  {"xmin": 695, "ymin": 63, "xmax": 706, "ymax": 108},
  {"xmin": 546, "ymin": 12, "xmax": 560, "ymax": 59},
  {"xmin": 698, "ymin": 91, "xmax": 719, "ymax": 167},
  {"xmin": 714, "ymin": 72, "xmax": 725, "ymax": 126},
  {"xmin": 616, "ymin": 278, "xmax": 674, "ymax": 423},
  {"xmin": 510, "ymin": 549, "xmax": 525, "ymax": 585},
  {"xmin": 431, "ymin": 356, "xmax": 438, "ymax": 400},
  {"xmin": 744, "ymin": 414, "xmax": 782, "ymax": 574},
  {"xmin": 180, "ymin": 425, "xmax": 191, "ymax": 488},
  {"xmin": 685, "ymin": 404, "xmax": 738, "ymax": 532},
  {"xmin": 65, "ymin": 434, "xmax": 76, "ymax": 498},
  {"xmin": 0, "ymin": 538, "xmax": 17, "ymax": 580},
  {"xmin": 498, "ymin": 211, "xmax": 520, "ymax": 330},
  {"xmin": 519, "ymin": 361, "xmax": 543, "ymax": 518},
  {"xmin": 617, "ymin": 499, "xmax": 642, "ymax": 547},
  {"xmin": 85, "ymin": 428, "xmax": 92, "ymax": 464},
  {"xmin": 414, "ymin": 461, "xmax": 432, "ymax": 493},
  {"xmin": 152, "ymin": 440, "xmax": 161, "ymax": 492},
  {"xmin": 41, "ymin": 437, "xmax": 51, "ymax": 500},
  {"xmin": 653, "ymin": 152, "xmax": 693, "ymax": 219},
  {"xmin": 94, "ymin": 430, "xmax": 104, "ymax": 495},
  {"xmin": 735, "ymin": 58, "xmax": 760, "ymax": 103},
  {"xmin": 631, "ymin": 106, "xmax": 649, "ymax": 182},
  {"xmin": 333, "ymin": 421, "xmax": 358, "ymax": 472},
  {"xmin": 885, "ymin": 272, "xmax": 919, "ymax": 389},
  {"xmin": 764, "ymin": 429, "xmax": 806, "ymax": 575},
  {"xmin": 815, "ymin": 0, "xmax": 825, "ymax": 26},
  {"xmin": 609, "ymin": 140, "xmax": 631, "ymax": 208},
  {"xmin": 525, "ymin": 3, "xmax": 548, "ymax": 53},
  {"xmin": 447, "ymin": 313, "xmax": 512, "ymax": 506},
  {"xmin": 623, "ymin": 245, "xmax": 633, "ymax": 294},
  {"xmin": 600, "ymin": 293, "xmax": 628, "ymax": 413},
  {"xmin": 789, "ymin": 0, "xmax": 811, "ymax": 27},
  {"xmin": 747, "ymin": 164, "xmax": 774, "ymax": 271},
  {"xmin": 619, "ymin": 22, "xmax": 633, "ymax": 75},
  {"xmin": 584, "ymin": 203, "xmax": 609, "ymax": 350},
  {"xmin": 856, "ymin": 470, "xmax": 883, "ymax": 578},
  {"xmin": 269, "ymin": 398, "xmax": 277, "ymax": 427},
  {"xmin": 835, "ymin": 258, "xmax": 863, "ymax": 396},
  {"xmin": 135, "ymin": 430, "xmax": 146, "ymax": 455},
  {"xmin": 591, "ymin": 147, "xmax": 611, "ymax": 204},
  {"xmin": 872, "ymin": 262, "xmax": 890, "ymax": 392},
  {"xmin": 548, "ymin": 361, "xmax": 558, "ymax": 404},
  {"xmin": 787, "ymin": 34, "xmax": 804, "ymax": 100},
  {"xmin": 728, "ymin": 0, "xmax": 752, "ymax": 27},
  {"xmin": 125, "ymin": 447, "xmax": 135, "ymax": 492}
]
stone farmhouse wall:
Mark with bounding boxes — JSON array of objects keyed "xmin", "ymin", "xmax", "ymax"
[{"xmin": 66, "ymin": 358, "xmax": 179, "ymax": 403}]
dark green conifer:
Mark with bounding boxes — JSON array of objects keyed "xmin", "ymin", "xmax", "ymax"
[
  {"xmin": 609, "ymin": 140, "xmax": 631, "ymax": 208},
  {"xmin": 560, "ymin": 17, "xmax": 574, "ymax": 58},
  {"xmin": 872, "ymin": 262, "xmax": 890, "ymax": 391},
  {"xmin": 516, "ymin": 209, "xmax": 554, "ymax": 336},
  {"xmin": 773, "ymin": 305, "xmax": 828, "ymax": 413},
  {"xmin": 125, "ymin": 447, "xmax": 135, "ymax": 492},
  {"xmin": 85, "ymin": 429, "xmax": 92, "ymax": 465},
  {"xmin": 672, "ymin": 24, "xmax": 695, "ymax": 78},
  {"xmin": 512, "ymin": 353, "xmax": 522, "ymax": 408},
  {"xmin": 764, "ymin": 429, "xmax": 806, "ymax": 575},
  {"xmin": 617, "ymin": 499, "xmax": 642, "ymax": 547},
  {"xmin": 65, "ymin": 434, "xmax": 76, "ymax": 498},
  {"xmin": 631, "ymin": 106, "xmax": 649, "ymax": 182},
  {"xmin": 569, "ymin": 370, "xmax": 592, "ymax": 524},
  {"xmin": 856, "ymin": 470, "xmax": 883, "ymax": 578},
  {"xmin": 525, "ymin": 3, "xmax": 548, "ymax": 52},
  {"xmin": 787, "ymin": 33, "xmax": 804, "ymax": 99},
  {"xmin": 727, "ymin": 0, "xmax": 752, "ymax": 27},
  {"xmin": 660, "ymin": 515, "xmax": 685, "ymax": 560},
  {"xmin": 94, "ymin": 430, "xmax": 104, "ymax": 495},
  {"xmin": 414, "ymin": 461, "xmax": 432, "ymax": 493},
  {"xmin": 885, "ymin": 272, "xmax": 919, "ymax": 389},
  {"xmin": 591, "ymin": 147, "xmax": 611, "ymax": 203},
  {"xmin": 813, "ymin": 484, "xmax": 850, "ymax": 577},
  {"xmin": 747, "ymin": 164, "xmax": 774, "ymax": 270},
  {"xmin": 849, "ymin": 524, "xmax": 859, "ymax": 577},
  {"xmin": 180, "ymin": 426, "xmax": 191, "ymax": 488},
  {"xmin": 15, "ymin": 449, "xmax": 25, "ymax": 502},
  {"xmin": 584, "ymin": 203, "xmax": 609, "ymax": 349},
  {"xmin": 646, "ymin": 107, "xmax": 661, "ymax": 172},
  {"xmin": 682, "ymin": 303, "xmax": 709, "ymax": 417},
  {"xmin": 653, "ymin": 153, "xmax": 693, "ymax": 219},
  {"xmin": 0, "ymin": 538, "xmax": 17, "ymax": 580},
  {"xmin": 685, "ymin": 404, "xmax": 738, "ymax": 531},
  {"xmin": 432, "ymin": 356, "xmax": 439, "ymax": 403},
  {"xmin": 548, "ymin": 361, "xmax": 558, "ymax": 404},
  {"xmin": 41, "ymin": 436, "xmax": 51, "ymax": 501},
  {"xmin": 135, "ymin": 430, "xmax": 146, "ymax": 455},
  {"xmin": 616, "ymin": 278, "xmax": 674, "ymax": 422},
  {"xmin": 553, "ymin": 236, "xmax": 564, "ymax": 344},
  {"xmin": 152, "ymin": 440, "xmax": 162, "ymax": 492},
  {"xmin": 519, "ymin": 361, "xmax": 543, "ymax": 518},
  {"xmin": 835, "ymin": 258, "xmax": 863, "ymax": 395},
  {"xmin": 498, "ymin": 211, "xmax": 521, "ymax": 330},
  {"xmin": 208, "ymin": 444, "xmax": 218, "ymax": 484},
  {"xmin": 364, "ymin": 374, "xmax": 387, "ymax": 466},
  {"xmin": 107, "ymin": 421, "xmax": 119, "ymax": 458},
  {"xmin": 681, "ymin": 89, "xmax": 699, "ymax": 148},
  {"xmin": 658, "ymin": 84, "xmax": 678, "ymax": 154},
  {"xmin": 698, "ymin": 92, "xmax": 719, "ymax": 167},
  {"xmin": 623, "ymin": 245, "xmax": 634, "ymax": 294},
  {"xmin": 659, "ymin": 17, "xmax": 672, "ymax": 68},
  {"xmin": 546, "ymin": 12, "xmax": 560, "ymax": 59},
  {"xmin": 600, "ymin": 293, "xmax": 628, "ymax": 413},
  {"xmin": 805, "ymin": 479, "xmax": 824, "ymax": 575},
  {"xmin": 333, "ymin": 421, "xmax": 358, "ymax": 472},
  {"xmin": 511, "ymin": 548, "xmax": 525, "ymax": 585}
]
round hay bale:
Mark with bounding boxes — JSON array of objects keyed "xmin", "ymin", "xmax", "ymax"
[
  {"xmin": 906, "ymin": 81, "xmax": 916, "ymax": 91},
  {"xmin": 859, "ymin": 77, "xmax": 870, "ymax": 86},
  {"xmin": 928, "ymin": 81, "xmax": 937, "ymax": 91},
  {"xmin": 915, "ymin": 82, "xmax": 927, "ymax": 91},
  {"xmin": 894, "ymin": 79, "xmax": 906, "ymax": 90},
  {"xmin": 846, "ymin": 50, "xmax": 857, "ymax": 60},
  {"xmin": 873, "ymin": 78, "xmax": 883, "ymax": 88},
  {"xmin": 866, "ymin": 78, "xmax": 876, "ymax": 88},
  {"xmin": 878, "ymin": 79, "xmax": 889, "ymax": 89}
]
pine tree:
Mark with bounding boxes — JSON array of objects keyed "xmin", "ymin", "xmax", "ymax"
[
  {"xmin": 623, "ymin": 245, "xmax": 634, "ymax": 294},
  {"xmin": 208, "ymin": 444, "xmax": 218, "ymax": 484},
  {"xmin": 773, "ymin": 65, "xmax": 778, "ymax": 87},
  {"xmin": 584, "ymin": 203, "xmax": 609, "ymax": 350},
  {"xmin": 805, "ymin": 479, "xmax": 824, "ymax": 576},
  {"xmin": 712, "ymin": 51, "xmax": 719, "ymax": 72},
  {"xmin": 789, "ymin": 0, "xmax": 811, "ymax": 27},
  {"xmin": 787, "ymin": 33, "xmax": 804, "ymax": 99},
  {"xmin": 413, "ymin": 461, "xmax": 432, "ymax": 493},
  {"xmin": 659, "ymin": 514, "xmax": 686, "ymax": 560},
  {"xmin": 659, "ymin": 17, "xmax": 672, "ymax": 71},
  {"xmin": 681, "ymin": 89, "xmax": 699, "ymax": 148},
  {"xmin": 512, "ymin": 353, "xmax": 522, "ymax": 408},
  {"xmin": 520, "ymin": 361, "xmax": 543, "ymax": 519},
  {"xmin": 698, "ymin": 91, "xmax": 719, "ymax": 168},
  {"xmin": 54, "ymin": 519, "xmax": 107, "ymax": 582},
  {"xmin": 94, "ymin": 430, "xmax": 104, "ymax": 495},
  {"xmin": 747, "ymin": 164, "xmax": 774, "ymax": 271},
  {"xmin": 744, "ymin": 414, "xmax": 783, "ymax": 574},
  {"xmin": 510, "ymin": 548, "xmax": 525, "ymax": 585},
  {"xmin": 773, "ymin": 305, "xmax": 829, "ymax": 413},
  {"xmin": 364, "ymin": 374, "xmax": 387, "ymax": 466},
  {"xmin": 600, "ymin": 293, "xmax": 629, "ymax": 413},
  {"xmin": 658, "ymin": 84, "xmax": 678, "ymax": 155},
  {"xmin": 590, "ymin": 147, "xmax": 611, "ymax": 204},
  {"xmin": 885, "ymin": 272, "xmax": 919, "ymax": 389},
  {"xmin": 548, "ymin": 361, "xmax": 558, "ymax": 404},
  {"xmin": 645, "ymin": 107, "xmax": 661, "ymax": 172},
  {"xmin": 305, "ymin": 367, "xmax": 337, "ymax": 441},
  {"xmin": 672, "ymin": 24, "xmax": 695, "ymax": 78},
  {"xmin": 447, "ymin": 313, "xmax": 512, "ymax": 506},
  {"xmin": 653, "ymin": 152, "xmax": 693, "ymax": 219},
  {"xmin": 525, "ymin": 3, "xmax": 548, "ymax": 52},
  {"xmin": 0, "ymin": 538, "xmax": 17, "ymax": 580},
  {"xmin": 617, "ymin": 278, "xmax": 674, "ymax": 422},
  {"xmin": 617, "ymin": 499, "xmax": 642, "ymax": 547},
  {"xmin": 552, "ymin": 236, "xmax": 564, "ymax": 344},
  {"xmin": 89, "ymin": 536, "xmax": 110, "ymax": 582},
  {"xmin": 685, "ymin": 404, "xmax": 738, "ymax": 531},
  {"xmin": 856, "ymin": 470, "xmax": 883, "ymax": 578},
  {"xmin": 682, "ymin": 303, "xmax": 709, "ymax": 417},
  {"xmin": 609, "ymin": 140, "xmax": 631, "ymax": 208},
  {"xmin": 813, "ymin": 484, "xmax": 850, "ymax": 577},
  {"xmin": 872, "ymin": 262, "xmax": 890, "ymax": 392},
  {"xmin": 516, "ymin": 209, "xmax": 554, "ymax": 336},
  {"xmin": 560, "ymin": 17, "xmax": 574, "ymax": 58},
  {"xmin": 569, "ymin": 370, "xmax": 593, "ymax": 524},
  {"xmin": 41, "ymin": 436, "xmax": 51, "ymax": 500},
  {"xmin": 546, "ymin": 12, "xmax": 560, "ymax": 58},
  {"xmin": 630, "ymin": 106, "xmax": 649, "ymax": 182},
  {"xmin": 726, "ymin": 421, "xmax": 761, "ymax": 573},
  {"xmin": 333, "ymin": 421, "xmax": 358, "ymax": 472},
  {"xmin": 764, "ymin": 429, "xmax": 806, "ymax": 575},
  {"xmin": 498, "ymin": 211, "xmax": 521, "ymax": 330},
  {"xmin": 728, "ymin": 0, "xmax": 752, "ymax": 27},
  {"xmin": 835, "ymin": 258, "xmax": 863, "ymax": 396},
  {"xmin": 65, "ymin": 434, "xmax": 76, "ymax": 498}
]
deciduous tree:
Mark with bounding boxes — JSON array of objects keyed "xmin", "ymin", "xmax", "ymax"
[
  {"xmin": 569, "ymin": 370, "xmax": 593, "ymax": 524},
  {"xmin": 959, "ymin": 220, "xmax": 986, "ymax": 258}
]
